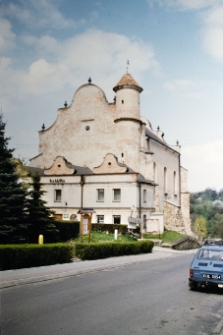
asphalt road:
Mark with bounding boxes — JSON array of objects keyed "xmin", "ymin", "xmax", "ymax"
[{"xmin": 1, "ymin": 253, "xmax": 223, "ymax": 335}]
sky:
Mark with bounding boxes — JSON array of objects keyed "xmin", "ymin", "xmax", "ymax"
[{"xmin": 1, "ymin": 0, "xmax": 223, "ymax": 193}]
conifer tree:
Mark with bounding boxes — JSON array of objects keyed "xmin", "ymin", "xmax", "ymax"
[
  {"xmin": 0, "ymin": 113, "xmax": 28, "ymax": 243},
  {"xmin": 27, "ymin": 172, "xmax": 58, "ymax": 243}
]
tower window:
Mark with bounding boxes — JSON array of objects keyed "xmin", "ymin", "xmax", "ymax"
[{"xmin": 122, "ymin": 100, "xmax": 124, "ymax": 104}]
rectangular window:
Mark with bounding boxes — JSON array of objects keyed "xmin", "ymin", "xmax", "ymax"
[
  {"xmin": 113, "ymin": 215, "xmax": 121, "ymax": 224},
  {"xmin": 113, "ymin": 189, "xmax": 121, "ymax": 201},
  {"xmin": 143, "ymin": 215, "xmax": 147, "ymax": 229},
  {"xmin": 97, "ymin": 189, "xmax": 104, "ymax": 201},
  {"xmin": 97, "ymin": 215, "xmax": 104, "ymax": 224},
  {"xmin": 55, "ymin": 189, "xmax": 61, "ymax": 202}
]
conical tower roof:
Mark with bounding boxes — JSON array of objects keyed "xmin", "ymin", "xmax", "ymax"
[{"xmin": 113, "ymin": 73, "xmax": 143, "ymax": 93}]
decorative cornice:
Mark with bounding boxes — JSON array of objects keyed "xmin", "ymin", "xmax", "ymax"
[
  {"xmin": 93, "ymin": 153, "xmax": 127, "ymax": 174},
  {"xmin": 114, "ymin": 117, "xmax": 145, "ymax": 125},
  {"xmin": 44, "ymin": 156, "xmax": 75, "ymax": 176}
]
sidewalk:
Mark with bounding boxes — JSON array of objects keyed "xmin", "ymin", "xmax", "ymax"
[{"xmin": 0, "ymin": 246, "xmax": 196, "ymax": 289}]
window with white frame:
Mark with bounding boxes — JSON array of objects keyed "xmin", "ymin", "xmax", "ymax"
[
  {"xmin": 97, "ymin": 189, "xmax": 104, "ymax": 201},
  {"xmin": 113, "ymin": 189, "xmax": 121, "ymax": 201},
  {"xmin": 143, "ymin": 189, "xmax": 147, "ymax": 202},
  {"xmin": 97, "ymin": 215, "xmax": 104, "ymax": 223},
  {"xmin": 113, "ymin": 215, "xmax": 121, "ymax": 224},
  {"xmin": 55, "ymin": 189, "xmax": 62, "ymax": 202}
]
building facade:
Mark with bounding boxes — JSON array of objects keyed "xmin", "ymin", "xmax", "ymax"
[{"xmin": 30, "ymin": 73, "xmax": 191, "ymax": 235}]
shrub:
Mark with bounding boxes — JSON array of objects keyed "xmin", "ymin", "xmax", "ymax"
[
  {"xmin": 75, "ymin": 240, "xmax": 154, "ymax": 260},
  {"xmin": 91, "ymin": 223, "xmax": 128, "ymax": 235},
  {"xmin": 54, "ymin": 221, "xmax": 80, "ymax": 242},
  {"xmin": 0, "ymin": 244, "xmax": 73, "ymax": 270}
]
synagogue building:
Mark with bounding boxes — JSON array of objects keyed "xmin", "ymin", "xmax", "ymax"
[{"xmin": 29, "ymin": 72, "xmax": 191, "ymax": 235}]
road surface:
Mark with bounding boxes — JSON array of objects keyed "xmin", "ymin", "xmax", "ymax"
[{"xmin": 1, "ymin": 253, "xmax": 223, "ymax": 335}]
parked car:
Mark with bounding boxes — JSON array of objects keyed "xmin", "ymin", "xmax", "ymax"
[
  {"xmin": 189, "ymin": 245, "xmax": 223, "ymax": 290},
  {"xmin": 203, "ymin": 238, "xmax": 223, "ymax": 246}
]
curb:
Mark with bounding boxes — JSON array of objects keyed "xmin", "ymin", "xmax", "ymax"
[
  {"xmin": 0, "ymin": 247, "xmax": 197, "ymax": 289},
  {"xmin": 0, "ymin": 254, "xmax": 173, "ymax": 289}
]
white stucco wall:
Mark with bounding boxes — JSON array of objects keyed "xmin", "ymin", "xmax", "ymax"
[
  {"xmin": 41, "ymin": 173, "xmax": 154, "ymax": 227},
  {"xmin": 144, "ymin": 139, "xmax": 180, "ymax": 212},
  {"xmin": 31, "ymin": 84, "xmax": 117, "ymax": 170}
]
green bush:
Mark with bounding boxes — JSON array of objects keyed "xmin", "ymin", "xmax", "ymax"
[
  {"xmin": 0, "ymin": 244, "xmax": 73, "ymax": 270},
  {"xmin": 75, "ymin": 240, "xmax": 154, "ymax": 260},
  {"xmin": 91, "ymin": 223, "xmax": 128, "ymax": 235},
  {"xmin": 54, "ymin": 220, "xmax": 80, "ymax": 242}
]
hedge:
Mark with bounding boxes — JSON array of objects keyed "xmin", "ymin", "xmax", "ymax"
[
  {"xmin": 0, "ymin": 244, "xmax": 73, "ymax": 270},
  {"xmin": 91, "ymin": 223, "xmax": 128, "ymax": 235},
  {"xmin": 75, "ymin": 240, "xmax": 154, "ymax": 260},
  {"xmin": 54, "ymin": 220, "xmax": 80, "ymax": 242}
]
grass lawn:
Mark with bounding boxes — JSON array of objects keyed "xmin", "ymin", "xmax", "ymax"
[
  {"xmin": 73, "ymin": 230, "xmax": 185, "ymax": 244},
  {"xmin": 143, "ymin": 230, "xmax": 186, "ymax": 243},
  {"xmin": 74, "ymin": 231, "xmax": 137, "ymax": 243}
]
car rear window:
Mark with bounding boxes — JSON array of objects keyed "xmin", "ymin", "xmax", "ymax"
[{"xmin": 198, "ymin": 249, "xmax": 223, "ymax": 260}]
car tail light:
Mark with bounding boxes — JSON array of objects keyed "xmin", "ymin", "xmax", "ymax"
[{"xmin": 190, "ymin": 269, "xmax": 193, "ymax": 277}]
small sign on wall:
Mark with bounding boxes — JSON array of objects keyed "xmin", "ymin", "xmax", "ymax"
[
  {"xmin": 81, "ymin": 215, "xmax": 92, "ymax": 236},
  {"xmin": 63, "ymin": 213, "xmax": 70, "ymax": 220},
  {"xmin": 83, "ymin": 218, "xmax": 89, "ymax": 235}
]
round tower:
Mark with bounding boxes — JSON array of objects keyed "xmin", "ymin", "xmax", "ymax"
[
  {"xmin": 113, "ymin": 73, "xmax": 144, "ymax": 172},
  {"xmin": 113, "ymin": 73, "xmax": 143, "ymax": 120}
]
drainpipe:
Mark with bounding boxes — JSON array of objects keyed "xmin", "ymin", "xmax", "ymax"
[
  {"xmin": 80, "ymin": 175, "xmax": 85, "ymax": 209},
  {"xmin": 79, "ymin": 175, "xmax": 85, "ymax": 243},
  {"xmin": 138, "ymin": 179, "xmax": 142, "ymax": 237},
  {"xmin": 138, "ymin": 181, "xmax": 141, "ymax": 219},
  {"xmin": 179, "ymin": 153, "xmax": 181, "ymax": 207}
]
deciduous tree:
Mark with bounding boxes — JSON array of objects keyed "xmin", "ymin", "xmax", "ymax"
[{"xmin": 194, "ymin": 216, "xmax": 207, "ymax": 242}]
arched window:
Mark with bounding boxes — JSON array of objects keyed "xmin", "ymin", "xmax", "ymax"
[
  {"xmin": 164, "ymin": 167, "xmax": 167, "ymax": 193},
  {"xmin": 153, "ymin": 162, "xmax": 156, "ymax": 182},
  {"xmin": 143, "ymin": 189, "xmax": 147, "ymax": 203},
  {"xmin": 147, "ymin": 139, "xmax": 150, "ymax": 151},
  {"xmin": 173, "ymin": 171, "xmax": 177, "ymax": 195}
]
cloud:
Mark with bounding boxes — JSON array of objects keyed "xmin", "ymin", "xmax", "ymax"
[
  {"xmin": 181, "ymin": 139, "xmax": 223, "ymax": 192},
  {"xmin": 147, "ymin": 0, "xmax": 221, "ymax": 10},
  {"xmin": 23, "ymin": 59, "xmax": 67, "ymax": 95},
  {"xmin": 0, "ymin": 0, "xmax": 76, "ymax": 30},
  {"xmin": 204, "ymin": 27, "xmax": 223, "ymax": 60},
  {"xmin": 147, "ymin": 0, "xmax": 223, "ymax": 63},
  {"xmin": 0, "ymin": 18, "xmax": 15, "ymax": 53},
  {"xmin": 163, "ymin": 79, "xmax": 207, "ymax": 98},
  {"xmin": 1, "ymin": 29, "xmax": 160, "ymax": 100},
  {"xmin": 203, "ymin": 6, "xmax": 223, "ymax": 62}
]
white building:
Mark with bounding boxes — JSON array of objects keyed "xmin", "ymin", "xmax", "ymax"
[{"xmin": 29, "ymin": 73, "xmax": 191, "ymax": 235}]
